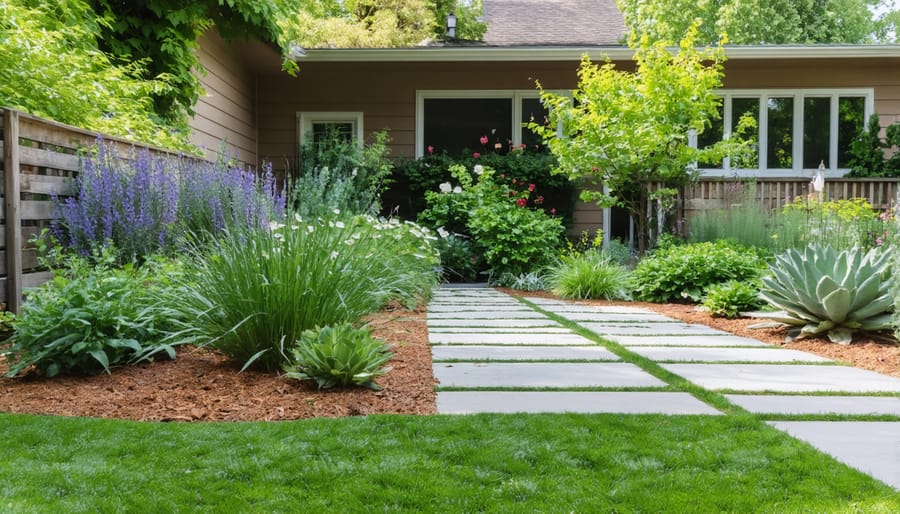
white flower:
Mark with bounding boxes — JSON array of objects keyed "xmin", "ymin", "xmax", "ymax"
[
  {"xmin": 437, "ymin": 227, "xmax": 450, "ymax": 238},
  {"xmin": 438, "ymin": 182, "xmax": 452, "ymax": 193},
  {"xmin": 330, "ymin": 251, "xmax": 339, "ymax": 259},
  {"xmin": 474, "ymin": 164, "xmax": 484, "ymax": 175},
  {"xmin": 351, "ymin": 168, "xmax": 358, "ymax": 177},
  {"xmin": 293, "ymin": 213, "xmax": 303, "ymax": 222},
  {"xmin": 453, "ymin": 186, "xmax": 462, "ymax": 194},
  {"xmin": 335, "ymin": 221, "xmax": 345, "ymax": 229},
  {"xmin": 269, "ymin": 221, "xmax": 285, "ymax": 231},
  {"xmin": 307, "ymin": 225, "xmax": 315, "ymax": 233},
  {"xmin": 333, "ymin": 208, "xmax": 341, "ymax": 215}
]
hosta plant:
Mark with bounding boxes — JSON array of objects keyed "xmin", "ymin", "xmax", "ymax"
[
  {"xmin": 284, "ymin": 324, "xmax": 394, "ymax": 390},
  {"xmin": 749, "ymin": 245, "xmax": 893, "ymax": 344}
]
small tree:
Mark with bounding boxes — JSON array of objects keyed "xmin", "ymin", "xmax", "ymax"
[{"xmin": 532, "ymin": 25, "xmax": 746, "ymax": 253}]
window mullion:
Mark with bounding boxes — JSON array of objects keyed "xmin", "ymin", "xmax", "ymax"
[
  {"xmin": 830, "ymin": 95, "xmax": 839, "ymax": 171},
  {"xmin": 512, "ymin": 94, "xmax": 522, "ymax": 147},
  {"xmin": 758, "ymin": 96, "xmax": 767, "ymax": 173},
  {"xmin": 793, "ymin": 94, "xmax": 803, "ymax": 173}
]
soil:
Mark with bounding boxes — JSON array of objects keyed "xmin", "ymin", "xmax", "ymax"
[{"xmin": 1, "ymin": 290, "xmax": 897, "ymax": 422}]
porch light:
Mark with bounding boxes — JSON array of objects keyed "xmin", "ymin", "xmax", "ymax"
[
  {"xmin": 446, "ymin": 12, "xmax": 457, "ymax": 39},
  {"xmin": 812, "ymin": 161, "xmax": 826, "ymax": 194}
]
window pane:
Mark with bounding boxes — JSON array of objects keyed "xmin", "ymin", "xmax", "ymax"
[
  {"xmin": 731, "ymin": 97, "xmax": 759, "ymax": 169},
  {"xmin": 311, "ymin": 122, "xmax": 354, "ymax": 145},
  {"xmin": 521, "ymin": 98, "xmax": 550, "ymax": 151},
  {"xmin": 767, "ymin": 97, "xmax": 793, "ymax": 169},
  {"xmin": 424, "ymin": 98, "xmax": 512, "ymax": 155},
  {"xmin": 697, "ymin": 102, "xmax": 724, "ymax": 168},
  {"xmin": 803, "ymin": 97, "xmax": 830, "ymax": 168},
  {"xmin": 838, "ymin": 97, "xmax": 865, "ymax": 168}
]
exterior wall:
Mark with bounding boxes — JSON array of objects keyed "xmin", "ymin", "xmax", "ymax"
[
  {"xmin": 254, "ymin": 55, "xmax": 899, "ymax": 236},
  {"xmin": 192, "ymin": 30, "xmax": 258, "ymax": 165}
]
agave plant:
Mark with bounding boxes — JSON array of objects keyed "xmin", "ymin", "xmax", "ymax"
[{"xmin": 749, "ymin": 245, "xmax": 893, "ymax": 344}]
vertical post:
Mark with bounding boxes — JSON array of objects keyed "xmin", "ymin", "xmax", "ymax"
[{"xmin": 4, "ymin": 110, "xmax": 22, "ymax": 313}]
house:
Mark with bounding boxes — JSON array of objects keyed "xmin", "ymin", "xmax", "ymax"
[{"xmin": 190, "ymin": 0, "xmax": 900, "ymax": 240}]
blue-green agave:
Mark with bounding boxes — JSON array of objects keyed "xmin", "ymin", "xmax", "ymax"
[{"xmin": 749, "ymin": 245, "xmax": 893, "ymax": 345}]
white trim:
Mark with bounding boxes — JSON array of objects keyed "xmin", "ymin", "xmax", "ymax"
[
  {"xmin": 297, "ymin": 111, "xmax": 364, "ymax": 149},
  {"xmin": 297, "ymin": 45, "xmax": 900, "ymax": 63},
  {"xmin": 699, "ymin": 88, "xmax": 874, "ymax": 177},
  {"xmin": 414, "ymin": 90, "xmax": 549, "ymax": 158}
]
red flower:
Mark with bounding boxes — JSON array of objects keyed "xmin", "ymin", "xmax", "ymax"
[
  {"xmin": 479, "ymin": 135, "xmax": 489, "ymax": 145},
  {"xmin": 427, "ymin": 145, "xmax": 434, "ymax": 154},
  {"xmin": 534, "ymin": 195, "xmax": 544, "ymax": 205},
  {"xmin": 516, "ymin": 198, "xmax": 527, "ymax": 207},
  {"xmin": 528, "ymin": 183, "xmax": 536, "ymax": 192},
  {"xmin": 550, "ymin": 208, "xmax": 557, "ymax": 215},
  {"xmin": 473, "ymin": 152, "xmax": 480, "ymax": 158}
]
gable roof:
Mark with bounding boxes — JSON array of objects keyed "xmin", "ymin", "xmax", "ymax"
[{"xmin": 482, "ymin": 0, "xmax": 627, "ymax": 46}]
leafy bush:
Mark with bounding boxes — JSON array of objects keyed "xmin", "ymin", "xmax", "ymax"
[
  {"xmin": 161, "ymin": 214, "xmax": 439, "ymax": 372},
  {"xmin": 291, "ymin": 130, "xmax": 393, "ymax": 218},
  {"xmin": 545, "ymin": 251, "xmax": 632, "ymax": 300},
  {"xmin": 434, "ymin": 232, "xmax": 482, "ymax": 283},
  {"xmin": 283, "ymin": 324, "xmax": 393, "ymax": 390},
  {"xmin": 750, "ymin": 245, "xmax": 893, "ymax": 344},
  {"xmin": 1, "ymin": 249, "xmax": 182, "ymax": 377},
  {"xmin": 774, "ymin": 196, "xmax": 893, "ymax": 251},
  {"xmin": 491, "ymin": 271, "xmax": 547, "ymax": 291},
  {"xmin": 418, "ymin": 164, "xmax": 565, "ymax": 280},
  {"xmin": 701, "ymin": 280, "xmax": 763, "ymax": 318},
  {"xmin": 846, "ymin": 114, "xmax": 900, "ymax": 178},
  {"xmin": 633, "ymin": 240, "xmax": 766, "ymax": 303},
  {"xmin": 54, "ymin": 142, "xmax": 285, "ymax": 262}
]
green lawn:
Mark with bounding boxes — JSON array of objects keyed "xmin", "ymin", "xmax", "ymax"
[{"xmin": 1, "ymin": 413, "xmax": 897, "ymax": 512}]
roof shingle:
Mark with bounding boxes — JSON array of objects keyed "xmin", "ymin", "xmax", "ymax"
[{"xmin": 481, "ymin": 0, "xmax": 627, "ymax": 46}]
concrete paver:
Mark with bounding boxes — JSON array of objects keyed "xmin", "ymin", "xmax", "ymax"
[
  {"xmin": 582, "ymin": 322, "xmax": 727, "ymax": 336},
  {"xmin": 428, "ymin": 327, "xmax": 573, "ymax": 334},
  {"xmin": 429, "ymin": 332, "xmax": 597, "ymax": 345},
  {"xmin": 427, "ymin": 310, "xmax": 549, "ymax": 319},
  {"xmin": 427, "ymin": 318, "xmax": 560, "ymax": 328},
  {"xmin": 431, "ymin": 345, "xmax": 618, "ymax": 362},
  {"xmin": 769, "ymin": 421, "xmax": 900, "ymax": 489},
  {"xmin": 630, "ymin": 347, "xmax": 832, "ymax": 363},
  {"xmin": 433, "ymin": 362, "xmax": 666, "ymax": 388},
  {"xmin": 437, "ymin": 391, "xmax": 721, "ymax": 414},
  {"xmin": 605, "ymin": 335, "xmax": 768, "ymax": 347},
  {"xmin": 728, "ymin": 395, "xmax": 900, "ymax": 416},
  {"xmin": 660, "ymin": 363, "xmax": 900, "ymax": 393}
]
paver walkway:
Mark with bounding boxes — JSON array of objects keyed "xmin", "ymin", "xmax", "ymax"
[{"xmin": 428, "ymin": 286, "xmax": 900, "ymax": 490}]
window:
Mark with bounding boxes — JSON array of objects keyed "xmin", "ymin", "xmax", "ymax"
[
  {"xmin": 694, "ymin": 89, "xmax": 873, "ymax": 177},
  {"xmin": 416, "ymin": 91, "xmax": 555, "ymax": 157},
  {"xmin": 297, "ymin": 112, "xmax": 364, "ymax": 148}
]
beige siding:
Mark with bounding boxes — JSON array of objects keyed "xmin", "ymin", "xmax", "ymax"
[
  {"xmin": 191, "ymin": 30, "xmax": 258, "ymax": 165},
  {"xmin": 255, "ymin": 56, "xmax": 899, "ymax": 236}
]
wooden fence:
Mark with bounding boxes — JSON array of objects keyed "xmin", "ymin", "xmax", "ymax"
[{"xmin": 0, "ymin": 108, "xmax": 185, "ymax": 313}]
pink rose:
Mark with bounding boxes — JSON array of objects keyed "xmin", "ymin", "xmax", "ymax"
[
  {"xmin": 528, "ymin": 183, "xmax": 536, "ymax": 192},
  {"xmin": 427, "ymin": 145, "xmax": 434, "ymax": 155},
  {"xmin": 550, "ymin": 208, "xmax": 556, "ymax": 215},
  {"xmin": 473, "ymin": 152, "xmax": 480, "ymax": 158},
  {"xmin": 479, "ymin": 135, "xmax": 489, "ymax": 145},
  {"xmin": 516, "ymin": 198, "xmax": 527, "ymax": 207}
]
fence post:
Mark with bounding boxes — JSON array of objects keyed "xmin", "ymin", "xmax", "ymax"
[{"xmin": 4, "ymin": 110, "xmax": 22, "ymax": 313}]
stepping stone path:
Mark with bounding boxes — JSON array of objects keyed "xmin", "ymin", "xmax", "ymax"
[{"xmin": 427, "ymin": 286, "xmax": 900, "ymax": 490}]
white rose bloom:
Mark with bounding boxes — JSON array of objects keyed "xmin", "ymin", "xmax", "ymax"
[
  {"xmin": 437, "ymin": 227, "xmax": 450, "ymax": 238},
  {"xmin": 453, "ymin": 186, "xmax": 462, "ymax": 194},
  {"xmin": 474, "ymin": 164, "xmax": 484, "ymax": 175},
  {"xmin": 439, "ymin": 182, "xmax": 452, "ymax": 193}
]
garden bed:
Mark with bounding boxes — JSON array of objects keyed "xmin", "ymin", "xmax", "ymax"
[{"xmin": 1, "ymin": 291, "xmax": 897, "ymax": 422}]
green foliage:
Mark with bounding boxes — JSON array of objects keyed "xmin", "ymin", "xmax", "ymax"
[
  {"xmin": 846, "ymin": 114, "xmax": 900, "ymax": 177},
  {"xmin": 161, "ymin": 214, "xmax": 438, "ymax": 371},
  {"xmin": 0, "ymin": 0, "xmax": 191, "ymax": 150},
  {"xmin": 617, "ymin": 0, "xmax": 895, "ymax": 44},
  {"xmin": 686, "ymin": 181, "xmax": 778, "ymax": 251},
  {"xmin": 633, "ymin": 240, "xmax": 766, "ymax": 303},
  {"xmin": 433, "ymin": 232, "xmax": 482, "ymax": 282},
  {"xmin": 292, "ymin": 130, "xmax": 393, "ymax": 218},
  {"xmin": 284, "ymin": 324, "xmax": 393, "ymax": 390},
  {"xmin": 545, "ymin": 251, "xmax": 633, "ymax": 300},
  {"xmin": 534, "ymin": 25, "xmax": 749, "ymax": 253},
  {"xmin": 418, "ymin": 163, "xmax": 565, "ymax": 280},
  {"xmin": 776, "ymin": 196, "xmax": 894, "ymax": 252},
  {"xmin": 1, "ymin": 249, "xmax": 182, "ymax": 377},
  {"xmin": 751, "ymin": 245, "xmax": 894, "ymax": 344},
  {"xmin": 701, "ymin": 280, "xmax": 763, "ymax": 318},
  {"xmin": 491, "ymin": 271, "xmax": 547, "ymax": 291}
]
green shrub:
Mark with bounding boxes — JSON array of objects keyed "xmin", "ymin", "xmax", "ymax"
[
  {"xmin": 491, "ymin": 271, "xmax": 547, "ymax": 291},
  {"xmin": 701, "ymin": 280, "xmax": 763, "ymax": 318},
  {"xmin": 545, "ymin": 251, "xmax": 632, "ymax": 300},
  {"xmin": 434, "ymin": 232, "xmax": 483, "ymax": 283},
  {"xmin": 633, "ymin": 240, "xmax": 766, "ymax": 303},
  {"xmin": 162, "ymin": 214, "xmax": 439, "ymax": 372},
  {"xmin": 750, "ymin": 245, "xmax": 893, "ymax": 344},
  {"xmin": 284, "ymin": 324, "xmax": 393, "ymax": 390},
  {"xmin": 1, "ymin": 250, "xmax": 182, "ymax": 377}
]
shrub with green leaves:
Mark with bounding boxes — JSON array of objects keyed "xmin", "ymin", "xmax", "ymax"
[
  {"xmin": 701, "ymin": 280, "xmax": 763, "ymax": 318},
  {"xmin": 491, "ymin": 271, "xmax": 548, "ymax": 292},
  {"xmin": 1, "ymin": 250, "xmax": 182, "ymax": 377},
  {"xmin": 433, "ymin": 232, "xmax": 483, "ymax": 283},
  {"xmin": 161, "ymin": 214, "xmax": 439, "ymax": 372},
  {"xmin": 633, "ymin": 240, "xmax": 766, "ymax": 303},
  {"xmin": 283, "ymin": 324, "xmax": 393, "ymax": 390},
  {"xmin": 545, "ymin": 251, "xmax": 632, "ymax": 300},
  {"xmin": 750, "ymin": 245, "xmax": 893, "ymax": 344}
]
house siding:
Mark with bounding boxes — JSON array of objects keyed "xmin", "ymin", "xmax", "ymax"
[{"xmin": 192, "ymin": 30, "xmax": 258, "ymax": 165}]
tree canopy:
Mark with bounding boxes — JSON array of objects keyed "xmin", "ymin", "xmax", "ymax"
[{"xmin": 617, "ymin": 0, "xmax": 899, "ymax": 44}]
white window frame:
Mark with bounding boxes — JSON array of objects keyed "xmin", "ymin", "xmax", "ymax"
[
  {"xmin": 415, "ymin": 90, "xmax": 563, "ymax": 158},
  {"xmin": 697, "ymin": 88, "xmax": 874, "ymax": 178},
  {"xmin": 297, "ymin": 111, "xmax": 364, "ymax": 149}
]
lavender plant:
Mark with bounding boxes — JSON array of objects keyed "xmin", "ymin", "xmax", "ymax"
[{"xmin": 53, "ymin": 140, "xmax": 285, "ymax": 261}]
